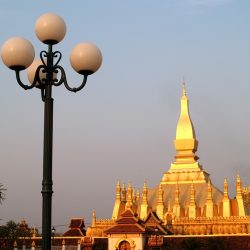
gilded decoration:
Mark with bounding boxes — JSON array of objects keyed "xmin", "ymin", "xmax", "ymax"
[{"xmin": 88, "ymin": 83, "xmax": 250, "ymax": 238}]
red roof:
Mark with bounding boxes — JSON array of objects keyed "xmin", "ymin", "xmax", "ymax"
[
  {"xmin": 105, "ymin": 209, "xmax": 145, "ymax": 234},
  {"xmin": 62, "ymin": 218, "xmax": 86, "ymax": 237}
]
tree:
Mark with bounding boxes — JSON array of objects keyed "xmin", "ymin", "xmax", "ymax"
[
  {"xmin": 0, "ymin": 220, "xmax": 32, "ymax": 249},
  {"xmin": 0, "ymin": 183, "xmax": 6, "ymax": 204}
]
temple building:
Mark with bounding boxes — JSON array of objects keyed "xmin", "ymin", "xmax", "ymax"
[
  {"xmin": 14, "ymin": 84, "xmax": 250, "ymax": 249},
  {"xmin": 86, "ymin": 83, "xmax": 250, "ymax": 249}
]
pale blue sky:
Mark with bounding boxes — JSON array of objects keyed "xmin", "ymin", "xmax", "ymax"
[{"xmin": 0, "ymin": 0, "xmax": 250, "ymax": 232}]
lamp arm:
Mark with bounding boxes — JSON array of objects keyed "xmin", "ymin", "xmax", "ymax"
[
  {"xmin": 41, "ymin": 88, "xmax": 46, "ymax": 102},
  {"xmin": 54, "ymin": 65, "xmax": 88, "ymax": 93},
  {"xmin": 15, "ymin": 65, "xmax": 45, "ymax": 90}
]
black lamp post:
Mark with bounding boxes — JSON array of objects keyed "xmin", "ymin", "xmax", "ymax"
[{"xmin": 1, "ymin": 13, "xmax": 102, "ymax": 250}]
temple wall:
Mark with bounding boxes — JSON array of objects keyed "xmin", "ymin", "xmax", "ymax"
[{"xmin": 172, "ymin": 216, "xmax": 250, "ymax": 235}]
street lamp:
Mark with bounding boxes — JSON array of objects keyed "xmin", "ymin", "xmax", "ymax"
[
  {"xmin": 51, "ymin": 226, "xmax": 56, "ymax": 247},
  {"xmin": 1, "ymin": 13, "xmax": 102, "ymax": 250}
]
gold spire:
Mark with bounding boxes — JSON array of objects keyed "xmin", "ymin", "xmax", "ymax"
[
  {"xmin": 205, "ymin": 178, "xmax": 214, "ymax": 218},
  {"xmin": 206, "ymin": 178, "xmax": 213, "ymax": 202},
  {"xmin": 140, "ymin": 180, "xmax": 148, "ymax": 220},
  {"xmin": 115, "ymin": 180, "xmax": 121, "ymax": 201},
  {"xmin": 136, "ymin": 189, "xmax": 140, "ymax": 202},
  {"xmin": 173, "ymin": 183, "xmax": 180, "ymax": 217},
  {"xmin": 126, "ymin": 182, "xmax": 133, "ymax": 208},
  {"xmin": 121, "ymin": 184, "xmax": 126, "ymax": 202},
  {"xmin": 236, "ymin": 173, "xmax": 242, "ymax": 197},
  {"xmin": 188, "ymin": 181, "xmax": 196, "ymax": 218},
  {"xmin": 223, "ymin": 178, "xmax": 229, "ymax": 199},
  {"xmin": 142, "ymin": 180, "xmax": 148, "ymax": 204},
  {"xmin": 175, "ymin": 182, "xmax": 180, "ymax": 203},
  {"xmin": 235, "ymin": 173, "xmax": 245, "ymax": 216},
  {"xmin": 132, "ymin": 187, "xmax": 136, "ymax": 203},
  {"xmin": 161, "ymin": 83, "xmax": 209, "ymax": 184},
  {"xmin": 223, "ymin": 178, "xmax": 230, "ymax": 217},
  {"xmin": 92, "ymin": 209, "xmax": 96, "ymax": 226},
  {"xmin": 32, "ymin": 225, "xmax": 37, "ymax": 238},
  {"xmin": 156, "ymin": 184, "xmax": 164, "ymax": 220},
  {"xmin": 157, "ymin": 183, "xmax": 164, "ymax": 205},
  {"xmin": 176, "ymin": 81, "xmax": 196, "ymax": 140},
  {"xmin": 190, "ymin": 181, "xmax": 195, "ymax": 206}
]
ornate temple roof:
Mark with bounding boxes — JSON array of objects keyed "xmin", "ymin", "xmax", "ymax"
[
  {"xmin": 105, "ymin": 209, "xmax": 145, "ymax": 234},
  {"xmin": 63, "ymin": 218, "xmax": 86, "ymax": 237},
  {"xmin": 144, "ymin": 182, "xmax": 223, "ymax": 213}
]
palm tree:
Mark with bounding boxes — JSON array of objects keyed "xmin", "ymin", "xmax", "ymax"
[{"xmin": 0, "ymin": 183, "xmax": 6, "ymax": 204}]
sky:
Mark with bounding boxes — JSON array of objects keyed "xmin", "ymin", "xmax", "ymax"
[{"xmin": 0, "ymin": 0, "xmax": 250, "ymax": 233}]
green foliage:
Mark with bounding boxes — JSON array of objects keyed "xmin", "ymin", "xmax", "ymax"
[
  {"xmin": 0, "ymin": 220, "xmax": 32, "ymax": 248},
  {"xmin": 0, "ymin": 183, "xmax": 6, "ymax": 204}
]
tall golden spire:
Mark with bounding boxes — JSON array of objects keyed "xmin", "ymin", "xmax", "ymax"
[
  {"xmin": 176, "ymin": 81, "xmax": 196, "ymax": 140},
  {"xmin": 161, "ymin": 82, "xmax": 209, "ymax": 184}
]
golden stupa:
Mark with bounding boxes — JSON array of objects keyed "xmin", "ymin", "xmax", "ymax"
[{"xmin": 87, "ymin": 83, "xmax": 250, "ymax": 239}]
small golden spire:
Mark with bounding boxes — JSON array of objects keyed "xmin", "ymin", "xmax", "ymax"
[
  {"xmin": 121, "ymin": 184, "xmax": 126, "ymax": 202},
  {"xmin": 32, "ymin": 225, "xmax": 37, "ymax": 238},
  {"xmin": 236, "ymin": 173, "xmax": 242, "ymax": 197},
  {"xmin": 92, "ymin": 209, "xmax": 96, "ymax": 226},
  {"xmin": 132, "ymin": 187, "xmax": 136, "ymax": 203},
  {"xmin": 126, "ymin": 182, "xmax": 133, "ymax": 209},
  {"xmin": 174, "ymin": 182, "xmax": 180, "ymax": 206},
  {"xmin": 115, "ymin": 180, "xmax": 121, "ymax": 201},
  {"xmin": 223, "ymin": 178, "xmax": 229, "ymax": 198},
  {"xmin": 190, "ymin": 181, "xmax": 195, "ymax": 205},
  {"xmin": 142, "ymin": 180, "xmax": 148, "ymax": 204},
  {"xmin": 206, "ymin": 178, "xmax": 213, "ymax": 202},
  {"xmin": 157, "ymin": 184, "xmax": 164, "ymax": 205},
  {"xmin": 136, "ymin": 189, "xmax": 140, "ymax": 201}
]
